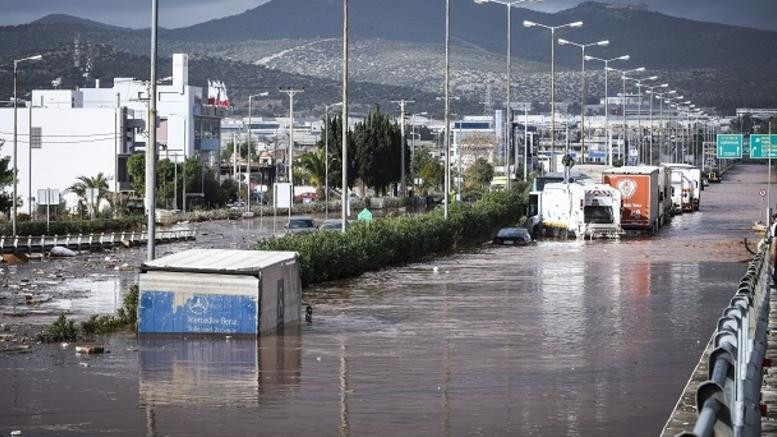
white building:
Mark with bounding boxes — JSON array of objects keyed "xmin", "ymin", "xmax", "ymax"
[
  {"xmin": 0, "ymin": 53, "xmax": 224, "ymax": 213},
  {"xmin": 79, "ymin": 53, "xmax": 223, "ymax": 164},
  {"xmin": 0, "ymin": 103, "xmax": 141, "ymax": 213}
]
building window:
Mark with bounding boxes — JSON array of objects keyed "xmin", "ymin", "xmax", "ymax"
[{"xmin": 30, "ymin": 127, "xmax": 42, "ymax": 149}]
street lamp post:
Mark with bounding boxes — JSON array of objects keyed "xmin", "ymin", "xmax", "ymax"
[
  {"xmin": 146, "ymin": 0, "xmax": 158, "ymax": 261},
  {"xmin": 642, "ymin": 83, "xmax": 668, "ymax": 165},
  {"xmin": 324, "ymin": 102, "xmax": 343, "ymax": 220},
  {"xmin": 246, "ymin": 92, "xmax": 269, "ymax": 214},
  {"xmin": 12, "ymin": 54, "xmax": 43, "ymax": 236},
  {"xmin": 474, "ymin": 0, "xmax": 541, "ymax": 189},
  {"xmin": 611, "ymin": 67, "xmax": 646, "ymax": 164},
  {"xmin": 584, "ymin": 54, "xmax": 629, "ymax": 166},
  {"xmin": 391, "ymin": 98, "xmax": 414, "ymax": 197},
  {"xmin": 557, "ymin": 38, "xmax": 609, "ymax": 164},
  {"xmin": 444, "ymin": 0, "xmax": 451, "ymax": 218},
  {"xmin": 279, "ymin": 87, "xmax": 304, "ymax": 222},
  {"xmin": 342, "ymin": 0, "xmax": 349, "ymax": 233},
  {"xmin": 625, "ymin": 75, "xmax": 658, "ymax": 163},
  {"xmin": 524, "ymin": 19, "xmax": 583, "ymax": 172},
  {"xmin": 651, "ymin": 90, "xmax": 676, "ymax": 161}
]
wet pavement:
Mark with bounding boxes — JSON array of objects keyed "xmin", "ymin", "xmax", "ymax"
[{"xmin": 0, "ymin": 165, "xmax": 770, "ymax": 436}]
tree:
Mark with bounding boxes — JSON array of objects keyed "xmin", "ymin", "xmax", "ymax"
[
  {"xmin": 0, "ymin": 140, "xmax": 14, "ymax": 215},
  {"xmin": 68, "ymin": 173, "xmax": 112, "ymax": 216},
  {"xmin": 411, "ymin": 146, "xmax": 435, "ymax": 179},
  {"xmin": 352, "ymin": 106, "xmax": 408, "ymax": 195},
  {"xmin": 465, "ymin": 158, "xmax": 494, "ymax": 192},
  {"xmin": 127, "ymin": 153, "xmax": 146, "ymax": 196},
  {"xmin": 419, "ymin": 160, "xmax": 444, "ymax": 194},
  {"xmin": 316, "ymin": 115, "xmax": 357, "ymax": 191},
  {"xmin": 298, "ymin": 149, "xmax": 326, "ymax": 198}
]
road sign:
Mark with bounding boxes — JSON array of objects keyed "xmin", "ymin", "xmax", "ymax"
[
  {"xmin": 716, "ymin": 134, "xmax": 743, "ymax": 159},
  {"xmin": 36, "ymin": 188, "xmax": 60, "ymax": 206},
  {"xmin": 749, "ymin": 134, "xmax": 777, "ymax": 159}
]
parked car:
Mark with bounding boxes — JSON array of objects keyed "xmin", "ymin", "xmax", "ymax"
[
  {"xmin": 284, "ymin": 217, "xmax": 318, "ymax": 235},
  {"xmin": 319, "ymin": 219, "xmax": 348, "ymax": 231},
  {"xmin": 493, "ymin": 228, "xmax": 533, "ymax": 246}
]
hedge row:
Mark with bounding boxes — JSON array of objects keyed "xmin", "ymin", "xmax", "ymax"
[
  {"xmin": 257, "ymin": 186, "xmax": 528, "ymax": 285},
  {"xmin": 0, "ymin": 216, "xmax": 146, "ymax": 237}
]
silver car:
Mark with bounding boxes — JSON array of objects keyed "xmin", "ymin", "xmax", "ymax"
[{"xmin": 284, "ymin": 217, "xmax": 317, "ymax": 235}]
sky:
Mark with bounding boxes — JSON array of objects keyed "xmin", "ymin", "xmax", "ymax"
[{"xmin": 1, "ymin": 0, "xmax": 776, "ymax": 32}]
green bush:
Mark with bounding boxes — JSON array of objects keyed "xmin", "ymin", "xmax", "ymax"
[
  {"xmin": 258, "ymin": 185, "xmax": 528, "ymax": 285},
  {"xmin": 38, "ymin": 313, "xmax": 78, "ymax": 343},
  {"xmin": 39, "ymin": 286, "xmax": 140, "ymax": 342},
  {"xmin": 0, "ymin": 216, "xmax": 145, "ymax": 237}
]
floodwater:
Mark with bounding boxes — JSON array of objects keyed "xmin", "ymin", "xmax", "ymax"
[{"xmin": 0, "ymin": 165, "xmax": 769, "ymax": 436}]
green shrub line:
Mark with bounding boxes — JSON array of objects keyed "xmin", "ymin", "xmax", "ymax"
[
  {"xmin": 38, "ymin": 285, "xmax": 139, "ymax": 343},
  {"xmin": 0, "ymin": 216, "xmax": 146, "ymax": 237},
  {"xmin": 257, "ymin": 185, "xmax": 529, "ymax": 285}
]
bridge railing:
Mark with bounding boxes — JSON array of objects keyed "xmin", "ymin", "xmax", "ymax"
[{"xmin": 677, "ymin": 242, "xmax": 770, "ymax": 437}]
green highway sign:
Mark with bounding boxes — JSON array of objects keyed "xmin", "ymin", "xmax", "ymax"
[
  {"xmin": 749, "ymin": 134, "xmax": 777, "ymax": 159},
  {"xmin": 716, "ymin": 134, "xmax": 743, "ymax": 159}
]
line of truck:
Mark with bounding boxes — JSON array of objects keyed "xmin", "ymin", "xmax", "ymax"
[{"xmin": 526, "ymin": 163, "xmax": 704, "ymax": 239}]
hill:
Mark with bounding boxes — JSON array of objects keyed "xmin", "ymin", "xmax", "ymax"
[{"xmin": 168, "ymin": 0, "xmax": 777, "ymax": 71}]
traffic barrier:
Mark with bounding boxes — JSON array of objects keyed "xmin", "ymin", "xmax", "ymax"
[
  {"xmin": 0, "ymin": 229, "xmax": 196, "ymax": 256},
  {"xmin": 677, "ymin": 244, "xmax": 770, "ymax": 437}
]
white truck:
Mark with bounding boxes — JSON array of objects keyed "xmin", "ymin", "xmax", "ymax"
[
  {"xmin": 656, "ymin": 166, "xmax": 672, "ymax": 226},
  {"xmin": 540, "ymin": 182, "xmax": 622, "ymax": 239},
  {"xmin": 668, "ymin": 170, "xmax": 694, "ymax": 213},
  {"xmin": 662, "ymin": 163, "xmax": 701, "ymax": 211}
]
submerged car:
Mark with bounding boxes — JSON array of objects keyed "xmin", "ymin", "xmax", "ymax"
[
  {"xmin": 284, "ymin": 217, "xmax": 318, "ymax": 235},
  {"xmin": 493, "ymin": 228, "xmax": 532, "ymax": 246},
  {"xmin": 319, "ymin": 219, "xmax": 348, "ymax": 231}
]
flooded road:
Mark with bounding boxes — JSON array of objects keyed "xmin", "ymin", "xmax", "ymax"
[{"xmin": 0, "ymin": 165, "xmax": 768, "ymax": 436}]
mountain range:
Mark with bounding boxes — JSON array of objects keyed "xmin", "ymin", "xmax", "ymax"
[{"xmin": 1, "ymin": 1, "xmax": 776, "ymax": 116}]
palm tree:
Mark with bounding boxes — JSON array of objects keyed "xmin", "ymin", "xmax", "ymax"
[
  {"xmin": 297, "ymin": 149, "xmax": 326, "ymax": 198},
  {"xmin": 68, "ymin": 173, "xmax": 112, "ymax": 217}
]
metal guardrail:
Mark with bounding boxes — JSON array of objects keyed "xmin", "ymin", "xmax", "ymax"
[
  {"xmin": 678, "ymin": 242, "xmax": 770, "ymax": 437},
  {"xmin": 0, "ymin": 229, "xmax": 196, "ymax": 256}
]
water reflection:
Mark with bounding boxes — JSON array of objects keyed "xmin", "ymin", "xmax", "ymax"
[{"xmin": 138, "ymin": 327, "xmax": 302, "ymax": 411}]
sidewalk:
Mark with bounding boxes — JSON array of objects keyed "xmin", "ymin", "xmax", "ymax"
[{"xmin": 763, "ymin": 286, "xmax": 777, "ymax": 435}]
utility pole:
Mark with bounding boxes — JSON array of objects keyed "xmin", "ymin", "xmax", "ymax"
[
  {"xmin": 280, "ymin": 87, "xmax": 304, "ymax": 221},
  {"xmin": 391, "ymin": 98, "xmax": 414, "ymax": 197},
  {"xmin": 28, "ymin": 102, "xmax": 32, "ymax": 217},
  {"xmin": 444, "ymin": 0, "xmax": 451, "ymax": 218},
  {"xmin": 341, "ymin": 0, "xmax": 349, "ymax": 233},
  {"xmin": 146, "ymin": 0, "xmax": 158, "ymax": 261}
]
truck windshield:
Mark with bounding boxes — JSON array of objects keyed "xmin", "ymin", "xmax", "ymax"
[{"xmin": 584, "ymin": 206, "xmax": 614, "ymax": 224}]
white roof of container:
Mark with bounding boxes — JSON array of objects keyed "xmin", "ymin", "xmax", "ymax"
[
  {"xmin": 603, "ymin": 165, "xmax": 660, "ymax": 175},
  {"xmin": 142, "ymin": 249, "xmax": 298, "ymax": 274}
]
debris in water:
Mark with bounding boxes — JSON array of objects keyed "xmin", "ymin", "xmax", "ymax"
[
  {"xmin": 49, "ymin": 246, "xmax": 76, "ymax": 258},
  {"xmin": 75, "ymin": 345, "xmax": 105, "ymax": 355}
]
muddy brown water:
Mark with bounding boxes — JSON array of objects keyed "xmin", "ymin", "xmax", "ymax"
[{"xmin": 0, "ymin": 165, "xmax": 770, "ymax": 436}]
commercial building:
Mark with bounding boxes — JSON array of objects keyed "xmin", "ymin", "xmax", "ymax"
[{"xmin": 0, "ymin": 53, "xmax": 225, "ymax": 213}]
